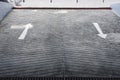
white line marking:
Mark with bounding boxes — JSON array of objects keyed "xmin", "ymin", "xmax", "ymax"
[
  {"xmin": 93, "ymin": 23, "xmax": 107, "ymax": 39},
  {"xmin": 93, "ymin": 23, "xmax": 103, "ymax": 34},
  {"xmin": 32, "ymin": 10, "xmax": 38, "ymax": 12},
  {"xmin": 11, "ymin": 25, "xmax": 26, "ymax": 29},
  {"xmin": 54, "ymin": 10, "xmax": 68, "ymax": 14},
  {"xmin": 18, "ymin": 23, "xmax": 33, "ymax": 40}
]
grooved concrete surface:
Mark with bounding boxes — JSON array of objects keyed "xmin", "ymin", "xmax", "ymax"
[{"xmin": 0, "ymin": 9, "xmax": 120, "ymax": 77}]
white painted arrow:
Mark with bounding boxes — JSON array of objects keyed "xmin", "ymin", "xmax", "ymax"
[
  {"xmin": 93, "ymin": 23, "xmax": 107, "ymax": 39},
  {"xmin": 18, "ymin": 23, "xmax": 33, "ymax": 40}
]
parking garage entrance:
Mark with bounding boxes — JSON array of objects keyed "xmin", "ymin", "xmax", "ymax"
[{"xmin": 1, "ymin": 0, "xmax": 120, "ymax": 78}]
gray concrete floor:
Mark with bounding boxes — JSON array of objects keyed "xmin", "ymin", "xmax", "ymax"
[{"xmin": 0, "ymin": 9, "xmax": 120, "ymax": 77}]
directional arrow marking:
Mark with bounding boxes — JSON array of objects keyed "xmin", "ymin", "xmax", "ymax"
[
  {"xmin": 18, "ymin": 23, "xmax": 33, "ymax": 40},
  {"xmin": 93, "ymin": 23, "xmax": 107, "ymax": 39}
]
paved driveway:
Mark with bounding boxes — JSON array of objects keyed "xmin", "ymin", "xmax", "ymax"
[{"xmin": 0, "ymin": 9, "xmax": 120, "ymax": 77}]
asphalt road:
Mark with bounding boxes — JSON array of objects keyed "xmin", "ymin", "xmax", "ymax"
[{"xmin": 0, "ymin": 9, "xmax": 120, "ymax": 77}]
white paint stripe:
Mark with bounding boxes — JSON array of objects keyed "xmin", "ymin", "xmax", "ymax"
[
  {"xmin": 54, "ymin": 10, "xmax": 68, "ymax": 14},
  {"xmin": 93, "ymin": 23, "xmax": 103, "ymax": 34},
  {"xmin": 32, "ymin": 10, "xmax": 38, "ymax": 12},
  {"xmin": 11, "ymin": 25, "xmax": 26, "ymax": 29},
  {"xmin": 18, "ymin": 26, "xmax": 29, "ymax": 40},
  {"xmin": 93, "ymin": 23, "xmax": 107, "ymax": 39},
  {"xmin": 18, "ymin": 23, "xmax": 33, "ymax": 40}
]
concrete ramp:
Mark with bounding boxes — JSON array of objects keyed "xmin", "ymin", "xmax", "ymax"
[
  {"xmin": 111, "ymin": 3, "xmax": 120, "ymax": 17},
  {"xmin": 0, "ymin": 2, "xmax": 13, "ymax": 21}
]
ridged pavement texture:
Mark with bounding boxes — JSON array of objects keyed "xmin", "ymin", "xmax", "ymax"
[{"xmin": 0, "ymin": 9, "xmax": 120, "ymax": 77}]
